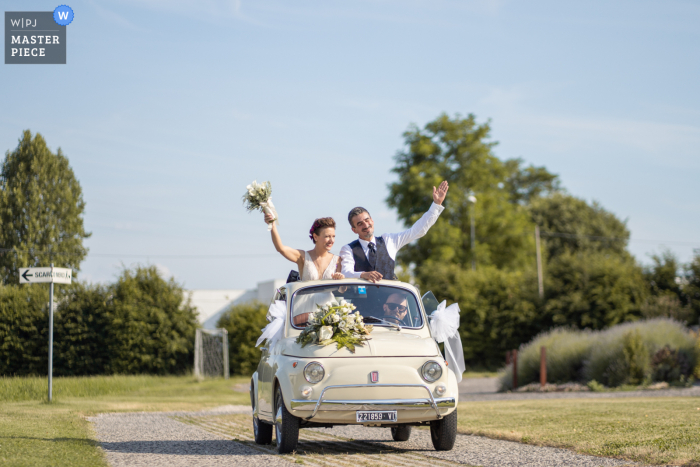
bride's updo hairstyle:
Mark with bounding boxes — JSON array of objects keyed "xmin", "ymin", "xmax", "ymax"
[{"xmin": 309, "ymin": 217, "xmax": 336, "ymax": 243}]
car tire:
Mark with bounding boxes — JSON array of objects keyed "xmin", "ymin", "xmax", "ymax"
[
  {"xmin": 251, "ymin": 379, "xmax": 273, "ymax": 445},
  {"xmin": 390, "ymin": 425, "xmax": 411, "ymax": 441},
  {"xmin": 253, "ymin": 415, "xmax": 273, "ymax": 444},
  {"xmin": 429, "ymin": 410, "xmax": 457, "ymax": 451},
  {"xmin": 274, "ymin": 385, "xmax": 300, "ymax": 454}
]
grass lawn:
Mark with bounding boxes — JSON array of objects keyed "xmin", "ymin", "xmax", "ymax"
[
  {"xmin": 0, "ymin": 375, "xmax": 250, "ymax": 467},
  {"xmin": 457, "ymin": 397, "xmax": 700, "ymax": 466}
]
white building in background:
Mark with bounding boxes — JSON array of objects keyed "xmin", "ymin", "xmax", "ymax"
[{"xmin": 188, "ymin": 279, "xmax": 286, "ymax": 329}]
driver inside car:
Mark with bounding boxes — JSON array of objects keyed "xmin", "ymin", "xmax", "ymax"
[{"xmin": 382, "ymin": 292, "xmax": 410, "ymax": 325}]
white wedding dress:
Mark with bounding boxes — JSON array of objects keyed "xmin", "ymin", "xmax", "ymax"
[{"xmin": 301, "ymin": 252, "xmax": 339, "ymax": 281}]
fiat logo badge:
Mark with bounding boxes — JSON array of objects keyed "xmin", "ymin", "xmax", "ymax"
[{"xmin": 370, "ymin": 371, "xmax": 379, "ymax": 383}]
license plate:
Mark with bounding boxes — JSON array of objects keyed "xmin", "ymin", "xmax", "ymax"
[{"xmin": 356, "ymin": 410, "xmax": 397, "ymax": 423}]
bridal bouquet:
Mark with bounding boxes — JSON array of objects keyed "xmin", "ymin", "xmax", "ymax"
[
  {"xmin": 242, "ymin": 180, "xmax": 278, "ymax": 231},
  {"xmin": 296, "ymin": 299, "xmax": 373, "ymax": 353}
]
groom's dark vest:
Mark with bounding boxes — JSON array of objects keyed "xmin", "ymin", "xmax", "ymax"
[{"xmin": 349, "ymin": 237, "xmax": 396, "ymax": 280}]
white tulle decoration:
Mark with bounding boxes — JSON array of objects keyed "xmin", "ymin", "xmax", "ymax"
[
  {"xmin": 256, "ymin": 300, "xmax": 286, "ymax": 349},
  {"xmin": 429, "ymin": 300, "xmax": 466, "ymax": 383}
]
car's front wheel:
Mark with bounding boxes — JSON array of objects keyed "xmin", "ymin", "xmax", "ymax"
[
  {"xmin": 274, "ymin": 385, "xmax": 300, "ymax": 454},
  {"xmin": 429, "ymin": 410, "xmax": 457, "ymax": 451},
  {"xmin": 390, "ymin": 425, "xmax": 411, "ymax": 441}
]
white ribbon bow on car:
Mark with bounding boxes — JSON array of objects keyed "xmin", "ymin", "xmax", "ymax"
[
  {"xmin": 256, "ymin": 300, "xmax": 286, "ymax": 350},
  {"xmin": 429, "ymin": 300, "xmax": 466, "ymax": 383}
]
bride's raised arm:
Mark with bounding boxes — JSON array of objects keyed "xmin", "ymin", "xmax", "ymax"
[{"xmin": 265, "ymin": 212, "xmax": 304, "ymax": 268}]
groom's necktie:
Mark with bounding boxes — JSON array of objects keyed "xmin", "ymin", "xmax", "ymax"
[{"xmin": 367, "ymin": 242, "xmax": 377, "ymax": 269}]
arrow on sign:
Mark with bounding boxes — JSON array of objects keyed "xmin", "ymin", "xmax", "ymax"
[{"xmin": 22, "ymin": 270, "xmax": 33, "ymax": 281}]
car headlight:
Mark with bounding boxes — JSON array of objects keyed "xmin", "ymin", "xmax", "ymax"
[
  {"xmin": 421, "ymin": 360, "xmax": 442, "ymax": 383},
  {"xmin": 435, "ymin": 384, "xmax": 447, "ymax": 396},
  {"xmin": 304, "ymin": 362, "xmax": 325, "ymax": 384},
  {"xmin": 300, "ymin": 386, "xmax": 313, "ymax": 398}
]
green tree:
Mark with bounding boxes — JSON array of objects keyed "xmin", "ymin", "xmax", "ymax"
[
  {"xmin": 217, "ymin": 301, "xmax": 268, "ymax": 376},
  {"xmin": 684, "ymin": 251, "xmax": 700, "ymax": 324},
  {"xmin": 529, "ymin": 193, "xmax": 630, "ymax": 259},
  {"xmin": 386, "ymin": 113, "xmax": 559, "ymax": 272},
  {"xmin": 0, "ymin": 131, "xmax": 90, "ymax": 284},
  {"xmin": 544, "ymin": 250, "xmax": 648, "ymax": 329},
  {"xmin": 107, "ymin": 266, "xmax": 198, "ymax": 375}
]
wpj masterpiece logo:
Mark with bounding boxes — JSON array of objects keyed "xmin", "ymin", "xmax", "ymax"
[{"xmin": 4, "ymin": 5, "xmax": 73, "ymax": 64}]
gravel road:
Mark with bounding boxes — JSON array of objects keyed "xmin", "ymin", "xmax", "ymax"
[{"xmin": 90, "ymin": 405, "xmax": 637, "ymax": 467}]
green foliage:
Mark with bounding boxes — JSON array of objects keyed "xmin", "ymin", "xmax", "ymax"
[
  {"xmin": 499, "ymin": 319, "xmax": 696, "ymax": 389},
  {"xmin": 0, "ymin": 130, "xmax": 90, "ymax": 285},
  {"xmin": 0, "ymin": 284, "xmax": 49, "ymax": 376},
  {"xmin": 217, "ymin": 301, "xmax": 268, "ymax": 376},
  {"xmin": 544, "ymin": 250, "xmax": 648, "ymax": 330},
  {"xmin": 386, "ymin": 113, "xmax": 558, "ymax": 271},
  {"xmin": 621, "ymin": 329, "xmax": 650, "ymax": 385},
  {"xmin": 416, "ymin": 263, "xmax": 542, "ymax": 368},
  {"xmin": 107, "ymin": 266, "xmax": 197, "ymax": 375},
  {"xmin": 645, "ymin": 250, "xmax": 684, "ymax": 300},
  {"xmin": 529, "ymin": 193, "xmax": 630, "ymax": 258},
  {"xmin": 52, "ymin": 282, "xmax": 112, "ymax": 376},
  {"xmin": 684, "ymin": 251, "xmax": 700, "ymax": 324},
  {"xmin": 0, "ymin": 266, "xmax": 197, "ymax": 376}
]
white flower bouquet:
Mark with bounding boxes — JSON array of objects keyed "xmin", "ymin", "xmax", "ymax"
[
  {"xmin": 242, "ymin": 180, "xmax": 278, "ymax": 231},
  {"xmin": 295, "ymin": 299, "xmax": 373, "ymax": 353}
]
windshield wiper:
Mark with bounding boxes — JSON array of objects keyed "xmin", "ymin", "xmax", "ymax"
[{"xmin": 363, "ymin": 316, "xmax": 401, "ymax": 331}]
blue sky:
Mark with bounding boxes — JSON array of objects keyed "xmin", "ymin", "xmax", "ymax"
[{"xmin": 2, "ymin": 0, "xmax": 699, "ymax": 289}]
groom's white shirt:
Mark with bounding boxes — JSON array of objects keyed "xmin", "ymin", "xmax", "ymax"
[{"xmin": 339, "ymin": 203, "xmax": 445, "ymax": 278}]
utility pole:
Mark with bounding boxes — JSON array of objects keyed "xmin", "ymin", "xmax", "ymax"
[
  {"xmin": 468, "ymin": 194, "xmax": 477, "ymax": 271},
  {"xmin": 535, "ymin": 225, "xmax": 544, "ymax": 299}
]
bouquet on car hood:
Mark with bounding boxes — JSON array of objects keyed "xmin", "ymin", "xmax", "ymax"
[
  {"xmin": 242, "ymin": 180, "xmax": 278, "ymax": 231},
  {"xmin": 296, "ymin": 299, "xmax": 373, "ymax": 353}
]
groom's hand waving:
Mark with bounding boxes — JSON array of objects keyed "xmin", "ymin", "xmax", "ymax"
[{"xmin": 433, "ymin": 180, "xmax": 449, "ymax": 205}]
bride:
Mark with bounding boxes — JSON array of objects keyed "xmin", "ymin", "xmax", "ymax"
[{"xmin": 265, "ymin": 213, "xmax": 344, "ymax": 281}]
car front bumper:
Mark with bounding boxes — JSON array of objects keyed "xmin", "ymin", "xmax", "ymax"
[{"xmin": 290, "ymin": 383, "xmax": 455, "ymax": 420}]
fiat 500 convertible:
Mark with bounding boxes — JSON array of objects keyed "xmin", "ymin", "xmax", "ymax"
[{"xmin": 250, "ymin": 279, "xmax": 459, "ymax": 453}]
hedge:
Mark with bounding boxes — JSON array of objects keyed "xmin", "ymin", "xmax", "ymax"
[{"xmin": 0, "ymin": 266, "xmax": 197, "ymax": 376}]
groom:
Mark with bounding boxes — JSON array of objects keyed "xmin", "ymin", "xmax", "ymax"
[{"xmin": 339, "ymin": 181, "xmax": 449, "ymax": 282}]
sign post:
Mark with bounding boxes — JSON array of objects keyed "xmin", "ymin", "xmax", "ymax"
[{"xmin": 19, "ymin": 265, "xmax": 72, "ymax": 402}]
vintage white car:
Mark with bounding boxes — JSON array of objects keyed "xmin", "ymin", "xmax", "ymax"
[{"xmin": 250, "ymin": 279, "xmax": 459, "ymax": 454}]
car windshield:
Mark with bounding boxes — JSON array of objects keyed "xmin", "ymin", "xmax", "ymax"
[{"xmin": 291, "ymin": 284, "xmax": 424, "ymax": 329}]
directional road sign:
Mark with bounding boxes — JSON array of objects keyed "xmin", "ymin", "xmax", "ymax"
[{"xmin": 19, "ymin": 267, "xmax": 72, "ymax": 284}]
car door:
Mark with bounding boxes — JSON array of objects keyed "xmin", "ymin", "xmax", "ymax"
[{"xmin": 258, "ymin": 287, "xmax": 287, "ymax": 419}]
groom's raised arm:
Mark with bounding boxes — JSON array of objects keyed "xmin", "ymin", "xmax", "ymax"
[
  {"xmin": 388, "ymin": 203, "xmax": 445, "ymax": 252},
  {"xmin": 388, "ymin": 181, "xmax": 449, "ymax": 252},
  {"xmin": 339, "ymin": 244, "xmax": 362, "ymax": 279}
]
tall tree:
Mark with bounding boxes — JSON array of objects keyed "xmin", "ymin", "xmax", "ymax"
[
  {"xmin": 0, "ymin": 131, "xmax": 90, "ymax": 284},
  {"xmin": 529, "ymin": 193, "xmax": 630, "ymax": 259},
  {"xmin": 386, "ymin": 113, "xmax": 559, "ymax": 271}
]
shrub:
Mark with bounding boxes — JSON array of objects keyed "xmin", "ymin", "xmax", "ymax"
[
  {"xmin": 217, "ymin": 301, "xmax": 268, "ymax": 376},
  {"xmin": 0, "ymin": 284, "xmax": 49, "ymax": 376},
  {"xmin": 622, "ymin": 329, "xmax": 650, "ymax": 385},
  {"xmin": 500, "ymin": 318, "xmax": 697, "ymax": 389},
  {"xmin": 585, "ymin": 319, "xmax": 695, "ymax": 386},
  {"xmin": 499, "ymin": 327, "xmax": 594, "ymax": 390},
  {"xmin": 107, "ymin": 266, "xmax": 198, "ymax": 375}
]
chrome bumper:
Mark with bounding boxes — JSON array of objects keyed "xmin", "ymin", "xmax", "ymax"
[{"xmin": 290, "ymin": 384, "xmax": 454, "ymax": 420}]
